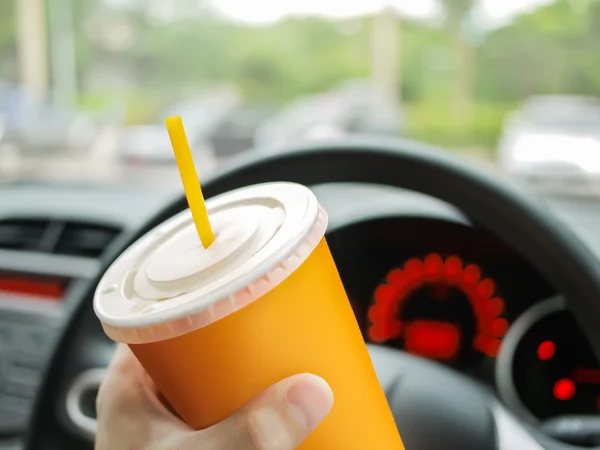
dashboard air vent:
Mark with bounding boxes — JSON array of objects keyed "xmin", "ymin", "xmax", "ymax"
[
  {"xmin": 54, "ymin": 223, "xmax": 121, "ymax": 259},
  {"xmin": 0, "ymin": 219, "xmax": 50, "ymax": 251}
]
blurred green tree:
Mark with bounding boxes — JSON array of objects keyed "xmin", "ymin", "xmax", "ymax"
[
  {"xmin": 440, "ymin": 0, "xmax": 478, "ymax": 130},
  {"xmin": 477, "ymin": 0, "xmax": 599, "ymax": 102},
  {"xmin": 2, "ymin": 0, "xmax": 600, "ymax": 150}
]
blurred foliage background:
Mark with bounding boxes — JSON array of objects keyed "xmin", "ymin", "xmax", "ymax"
[{"xmin": 1, "ymin": 0, "xmax": 598, "ymax": 152}]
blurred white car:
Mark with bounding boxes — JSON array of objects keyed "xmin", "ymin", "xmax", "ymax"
[
  {"xmin": 0, "ymin": 82, "xmax": 97, "ymax": 156},
  {"xmin": 498, "ymin": 96, "xmax": 600, "ymax": 191},
  {"xmin": 118, "ymin": 87, "xmax": 239, "ymax": 165},
  {"xmin": 255, "ymin": 78, "xmax": 403, "ymax": 152}
]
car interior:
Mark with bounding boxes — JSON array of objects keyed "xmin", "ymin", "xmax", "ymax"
[
  {"xmin": 1, "ymin": 138, "xmax": 600, "ymax": 450},
  {"xmin": 3, "ymin": 1, "xmax": 600, "ymax": 449}
]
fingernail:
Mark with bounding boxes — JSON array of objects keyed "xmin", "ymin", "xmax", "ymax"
[{"xmin": 285, "ymin": 374, "xmax": 334, "ymax": 431}]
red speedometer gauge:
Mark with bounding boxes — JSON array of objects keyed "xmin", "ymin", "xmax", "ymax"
[
  {"xmin": 368, "ymin": 253, "xmax": 507, "ymax": 364},
  {"xmin": 404, "ymin": 320, "xmax": 461, "ymax": 360}
]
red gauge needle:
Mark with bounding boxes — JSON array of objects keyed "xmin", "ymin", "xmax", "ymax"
[{"xmin": 571, "ymin": 368, "xmax": 600, "ymax": 385}]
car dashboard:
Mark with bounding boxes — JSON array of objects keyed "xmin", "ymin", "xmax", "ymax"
[
  {"xmin": 0, "ymin": 182, "xmax": 180, "ymax": 449},
  {"xmin": 0, "ymin": 181, "xmax": 599, "ymax": 448}
]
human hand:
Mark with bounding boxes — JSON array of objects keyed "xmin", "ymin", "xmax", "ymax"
[{"xmin": 95, "ymin": 345, "xmax": 334, "ymax": 450}]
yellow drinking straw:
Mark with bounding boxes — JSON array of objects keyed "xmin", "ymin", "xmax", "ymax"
[{"xmin": 165, "ymin": 115, "xmax": 215, "ymax": 248}]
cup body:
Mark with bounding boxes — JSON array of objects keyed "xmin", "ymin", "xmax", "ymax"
[{"xmin": 130, "ymin": 239, "xmax": 404, "ymax": 449}]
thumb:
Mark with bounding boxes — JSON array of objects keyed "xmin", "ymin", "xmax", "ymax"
[{"xmin": 184, "ymin": 374, "xmax": 334, "ymax": 450}]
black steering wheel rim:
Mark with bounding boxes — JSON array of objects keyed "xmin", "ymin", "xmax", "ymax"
[
  {"xmin": 198, "ymin": 137, "xmax": 600, "ymax": 356},
  {"xmin": 26, "ymin": 137, "xmax": 600, "ymax": 450}
]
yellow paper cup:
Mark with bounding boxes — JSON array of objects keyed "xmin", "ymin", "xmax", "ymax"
[{"xmin": 94, "ymin": 182, "xmax": 403, "ymax": 449}]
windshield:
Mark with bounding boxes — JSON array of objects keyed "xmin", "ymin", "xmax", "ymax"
[{"xmin": 0, "ymin": 0, "xmax": 598, "ymax": 194}]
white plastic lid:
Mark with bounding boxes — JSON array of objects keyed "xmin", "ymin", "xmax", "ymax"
[{"xmin": 94, "ymin": 182, "xmax": 328, "ymax": 344}]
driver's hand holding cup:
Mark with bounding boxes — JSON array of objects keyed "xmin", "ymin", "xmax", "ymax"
[{"xmin": 95, "ymin": 345, "xmax": 334, "ymax": 450}]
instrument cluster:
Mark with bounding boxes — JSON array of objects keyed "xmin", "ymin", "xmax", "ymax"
[{"xmin": 328, "ymin": 216, "xmax": 598, "ymax": 432}]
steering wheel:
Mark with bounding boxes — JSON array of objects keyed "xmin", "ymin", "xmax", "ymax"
[{"xmin": 25, "ymin": 138, "xmax": 600, "ymax": 450}]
